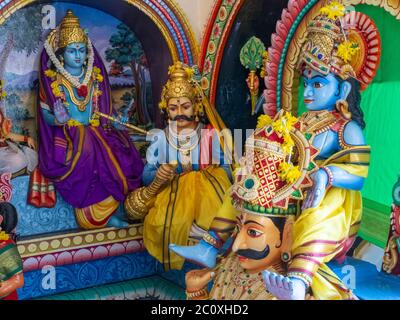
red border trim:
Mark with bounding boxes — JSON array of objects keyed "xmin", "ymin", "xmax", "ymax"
[
  {"xmin": 209, "ymin": 0, "xmax": 245, "ymax": 104},
  {"xmin": 199, "ymin": 0, "xmax": 223, "ymax": 70}
]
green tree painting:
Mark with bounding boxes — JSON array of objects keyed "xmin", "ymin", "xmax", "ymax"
[
  {"xmin": 105, "ymin": 23, "xmax": 151, "ymax": 126},
  {"xmin": 0, "ymin": 6, "xmax": 43, "ymax": 79}
]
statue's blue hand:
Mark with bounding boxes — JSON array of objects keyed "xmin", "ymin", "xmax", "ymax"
[
  {"xmin": 113, "ymin": 114, "xmax": 128, "ymax": 131},
  {"xmin": 54, "ymin": 99, "xmax": 70, "ymax": 124},
  {"xmin": 119, "ymin": 115, "xmax": 128, "ymax": 124},
  {"xmin": 302, "ymin": 169, "xmax": 328, "ymax": 210},
  {"xmin": 262, "ymin": 270, "xmax": 306, "ymax": 300}
]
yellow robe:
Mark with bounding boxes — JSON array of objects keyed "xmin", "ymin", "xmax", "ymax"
[
  {"xmin": 143, "ymin": 165, "xmax": 231, "ymax": 270},
  {"xmin": 289, "ymin": 146, "xmax": 370, "ymax": 299}
]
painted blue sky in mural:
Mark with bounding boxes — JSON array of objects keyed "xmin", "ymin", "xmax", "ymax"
[{"xmin": 5, "ymin": 2, "xmax": 141, "ymax": 75}]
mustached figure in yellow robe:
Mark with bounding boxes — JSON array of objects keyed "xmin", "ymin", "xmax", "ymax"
[{"xmin": 125, "ymin": 62, "xmax": 233, "ymax": 271}]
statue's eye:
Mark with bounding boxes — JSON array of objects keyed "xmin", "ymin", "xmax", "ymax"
[
  {"xmin": 247, "ymin": 228, "xmax": 263, "ymax": 238},
  {"xmin": 313, "ymin": 82, "xmax": 324, "ymax": 88}
]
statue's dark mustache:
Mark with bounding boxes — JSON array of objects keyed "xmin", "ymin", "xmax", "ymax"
[
  {"xmin": 171, "ymin": 115, "xmax": 194, "ymax": 121},
  {"xmin": 236, "ymin": 245, "xmax": 270, "ymax": 260}
]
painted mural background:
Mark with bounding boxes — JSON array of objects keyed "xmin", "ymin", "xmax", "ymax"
[{"xmin": 0, "ymin": 2, "xmax": 153, "ymax": 139}]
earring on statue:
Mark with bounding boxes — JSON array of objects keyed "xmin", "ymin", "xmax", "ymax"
[
  {"xmin": 335, "ymin": 99, "xmax": 352, "ymax": 120},
  {"xmin": 281, "ymin": 251, "xmax": 291, "ymax": 263},
  {"xmin": 60, "ymin": 57, "xmax": 64, "ymax": 67}
]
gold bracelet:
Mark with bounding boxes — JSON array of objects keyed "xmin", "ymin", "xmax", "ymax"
[{"xmin": 186, "ymin": 288, "xmax": 209, "ymax": 300}]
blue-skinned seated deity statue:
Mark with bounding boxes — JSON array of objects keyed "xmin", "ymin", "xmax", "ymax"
[{"xmin": 37, "ymin": 10, "xmax": 143, "ymax": 229}]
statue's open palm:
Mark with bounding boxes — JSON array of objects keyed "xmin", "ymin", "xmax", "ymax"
[
  {"xmin": 262, "ymin": 270, "xmax": 306, "ymax": 300},
  {"xmin": 54, "ymin": 99, "xmax": 70, "ymax": 124},
  {"xmin": 302, "ymin": 169, "xmax": 328, "ymax": 210}
]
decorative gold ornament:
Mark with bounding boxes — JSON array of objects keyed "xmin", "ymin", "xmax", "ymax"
[
  {"xmin": 125, "ymin": 162, "xmax": 179, "ymax": 219},
  {"xmin": 335, "ymin": 99, "xmax": 352, "ymax": 120},
  {"xmin": 58, "ymin": 10, "xmax": 88, "ymax": 49}
]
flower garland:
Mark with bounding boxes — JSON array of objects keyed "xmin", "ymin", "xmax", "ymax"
[
  {"xmin": 320, "ymin": 1, "xmax": 345, "ymax": 20},
  {"xmin": 257, "ymin": 112, "xmax": 301, "ymax": 184},
  {"xmin": 44, "ymin": 34, "xmax": 94, "ymax": 90},
  {"xmin": 337, "ymin": 41, "xmax": 359, "ymax": 63}
]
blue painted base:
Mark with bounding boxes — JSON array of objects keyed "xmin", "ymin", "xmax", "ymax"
[
  {"xmin": 156, "ymin": 261, "xmax": 199, "ymax": 289},
  {"xmin": 18, "ymin": 250, "xmax": 158, "ymax": 300},
  {"xmin": 11, "ymin": 176, "xmax": 78, "ymax": 237},
  {"xmin": 11, "ymin": 175, "xmax": 128, "ymax": 237},
  {"xmin": 36, "ymin": 276, "xmax": 185, "ymax": 300},
  {"xmin": 328, "ymin": 257, "xmax": 400, "ymax": 300}
]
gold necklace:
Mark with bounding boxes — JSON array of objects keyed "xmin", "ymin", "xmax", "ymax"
[
  {"xmin": 60, "ymin": 74, "xmax": 93, "ymax": 112},
  {"xmin": 211, "ymin": 254, "xmax": 277, "ymax": 300},
  {"xmin": 300, "ymin": 110, "xmax": 338, "ymax": 134}
]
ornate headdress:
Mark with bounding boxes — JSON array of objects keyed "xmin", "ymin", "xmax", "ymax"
[
  {"xmin": 58, "ymin": 10, "xmax": 88, "ymax": 49},
  {"xmin": 300, "ymin": 1, "xmax": 381, "ymax": 89},
  {"xmin": 44, "ymin": 10, "xmax": 95, "ymax": 91},
  {"xmin": 232, "ymin": 112, "xmax": 319, "ymax": 216},
  {"xmin": 45, "ymin": 10, "xmax": 88, "ymax": 52},
  {"xmin": 159, "ymin": 61, "xmax": 204, "ymax": 117}
]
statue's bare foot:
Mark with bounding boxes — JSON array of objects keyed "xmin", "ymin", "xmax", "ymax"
[
  {"xmin": 107, "ymin": 215, "xmax": 129, "ymax": 228},
  {"xmin": 262, "ymin": 270, "xmax": 306, "ymax": 300}
]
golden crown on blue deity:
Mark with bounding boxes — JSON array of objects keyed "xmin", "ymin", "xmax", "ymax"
[
  {"xmin": 300, "ymin": 1, "xmax": 358, "ymax": 80},
  {"xmin": 58, "ymin": 10, "xmax": 88, "ymax": 49}
]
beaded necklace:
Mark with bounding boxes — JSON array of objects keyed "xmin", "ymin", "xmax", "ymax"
[{"xmin": 210, "ymin": 254, "xmax": 283, "ymax": 300}]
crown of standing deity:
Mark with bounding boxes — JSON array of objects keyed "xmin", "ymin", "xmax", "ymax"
[
  {"xmin": 299, "ymin": 1, "xmax": 381, "ymax": 88},
  {"xmin": 159, "ymin": 61, "xmax": 203, "ymax": 113},
  {"xmin": 300, "ymin": 2, "xmax": 357, "ymax": 79},
  {"xmin": 58, "ymin": 10, "xmax": 88, "ymax": 49}
]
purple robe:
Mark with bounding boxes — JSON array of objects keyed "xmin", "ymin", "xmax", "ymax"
[{"xmin": 38, "ymin": 48, "xmax": 143, "ymax": 209}]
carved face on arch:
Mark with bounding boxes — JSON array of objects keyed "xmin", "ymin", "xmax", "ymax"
[
  {"xmin": 63, "ymin": 42, "xmax": 87, "ymax": 69},
  {"xmin": 302, "ymin": 68, "xmax": 352, "ymax": 111}
]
